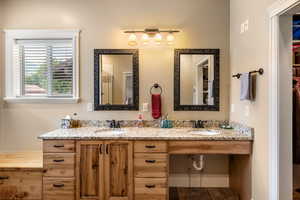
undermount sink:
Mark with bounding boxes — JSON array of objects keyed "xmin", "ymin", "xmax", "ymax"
[
  {"xmin": 95, "ymin": 128, "xmax": 126, "ymax": 134},
  {"xmin": 189, "ymin": 129, "xmax": 221, "ymax": 136}
]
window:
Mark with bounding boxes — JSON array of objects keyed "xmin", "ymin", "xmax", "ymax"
[{"xmin": 4, "ymin": 30, "xmax": 80, "ymax": 103}]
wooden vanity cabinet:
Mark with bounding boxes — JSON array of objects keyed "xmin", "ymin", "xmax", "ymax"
[
  {"xmin": 42, "ymin": 139, "xmax": 252, "ymax": 200},
  {"xmin": 0, "ymin": 169, "xmax": 42, "ymax": 200},
  {"xmin": 134, "ymin": 141, "xmax": 169, "ymax": 200},
  {"xmin": 43, "ymin": 140, "xmax": 76, "ymax": 200},
  {"xmin": 76, "ymin": 141, "xmax": 133, "ymax": 200}
]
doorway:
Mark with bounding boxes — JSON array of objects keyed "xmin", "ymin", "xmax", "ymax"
[{"xmin": 269, "ymin": 1, "xmax": 300, "ymax": 200}]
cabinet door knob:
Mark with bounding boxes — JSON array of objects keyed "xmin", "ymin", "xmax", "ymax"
[
  {"xmin": 0, "ymin": 176, "xmax": 9, "ymax": 180},
  {"xmin": 145, "ymin": 145, "xmax": 156, "ymax": 149},
  {"xmin": 53, "ymin": 159, "xmax": 65, "ymax": 163},
  {"xmin": 145, "ymin": 184, "xmax": 156, "ymax": 188},
  {"xmin": 92, "ymin": 164, "xmax": 99, "ymax": 169},
  {"xmin": 106, "ymin": 144, "xmax": 109, "ymax": 154},
  {"xmin": 145, "ymin": 160, "xmax": 156, "ymax": 163},
  {"xmin": 53, "ymin": 183, "xmax": 65, "ymax": 188},
  {"xmin": 99, "ymin": 144, "xmax": 103, "ymax": 154}
]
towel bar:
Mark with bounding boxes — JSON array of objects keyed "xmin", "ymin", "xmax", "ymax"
[{"xmin": 232, "ymin": 68, "xmax": 264, "ymax": 79}]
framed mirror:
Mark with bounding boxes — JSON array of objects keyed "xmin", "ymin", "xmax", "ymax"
[
  {"xmin": 94, "ymin": 49, "xmax": 139, "ymax": 110},
  {"xmin": 174, "ymin": 49, "xmax": 220, "ymax": 111}
]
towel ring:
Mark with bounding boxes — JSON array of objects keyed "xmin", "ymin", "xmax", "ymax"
[{"xmin": 150, "ymin": 83, "xmax": 162, "ymax": 95}]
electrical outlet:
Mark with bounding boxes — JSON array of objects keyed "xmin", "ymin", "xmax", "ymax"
[
  {"xmin": 231, "ymin": 104, "xmax": 235, "ymax": 113},
  {"xmin": 245, "ymin": 105, "xmax": 250, "ymax": 117},
  {"xmin": 87, "ymin": 103, "xmax": 94, "ymax": 112},
  {"xmin": 244, "ymin": 20, "xmax": 249, "ymax": 31},
  {"xmin": 142, "ymin": 103, "xmax": 149, "ymax": 112},
  {"xmin": 240, "ymin": 23, "xmax": 245, "ymax": 34}
]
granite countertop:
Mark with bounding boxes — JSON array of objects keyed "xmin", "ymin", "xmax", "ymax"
[{"xmin": 38, "ymin": 127, "xmax": 253, "ymax": 141}]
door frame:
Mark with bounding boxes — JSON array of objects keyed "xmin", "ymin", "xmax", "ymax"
[{"xmin": 268, "ymin": 0, "xmax": 300, "ymax": 199}]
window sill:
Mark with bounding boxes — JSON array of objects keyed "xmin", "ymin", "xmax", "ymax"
[{"xmin": 3, "ymin": 97, "xmax": 80, "ymax": 104}]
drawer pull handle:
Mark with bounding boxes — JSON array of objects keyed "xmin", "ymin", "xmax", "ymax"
[
  {"xmin": 54, "ymin": 144, "xmax": 65, "ymax": 148},
  {"xmin": 0, "ymin": 176, "xmax": 9, "ymax": 180},
  {"xmin": 53, "ymin": 183, "xmax": 65, "ymax": 188},
  {"xmin": 145, "ymin": 160, "xmax": 156, "ymax": 163},
  {"xmin": 53, "ymin": 159, "xmax": 65, "ymax": 162},
  {"xmin": 145, "ymin": 184, "xmax": 156, "ymax": 188},
  {"xmin": 145, "ymin": 145, "xmax": 156, "ymax": 149}
]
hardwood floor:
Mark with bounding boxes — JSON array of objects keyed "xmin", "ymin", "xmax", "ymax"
[
  {"xmin": 169, "ymin": 187, "xmax": 239, "ymax": 200},
  {"xmin": 294, "ymin": 188, "xmax": 300, "ymax": 200}
]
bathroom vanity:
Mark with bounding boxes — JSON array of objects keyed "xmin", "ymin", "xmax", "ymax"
[{"xmin": 38, "ymin": 127, "xmax": 253, "ymax": 200}]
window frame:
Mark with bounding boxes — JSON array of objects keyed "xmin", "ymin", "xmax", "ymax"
[{"xmin": 4, "ymin": 29, "xmax": 80, "ymax": 103}]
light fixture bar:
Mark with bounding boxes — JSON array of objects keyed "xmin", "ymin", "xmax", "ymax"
[
  {"xmin": 124, "ymin": 28, "xmax": 180, "ymax": 34},
  {"xmin": 124, "ymin": 28, "xmax": 179, "ymax": 46}
]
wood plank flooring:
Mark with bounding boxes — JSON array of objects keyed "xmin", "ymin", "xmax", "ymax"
[
  {"xmin": 294, "ymin": 188, "xmax": 300, "ymax": 200},
  {"xmin": 169, "ymin": 187, "xmax": 239, "ymax": 200}
]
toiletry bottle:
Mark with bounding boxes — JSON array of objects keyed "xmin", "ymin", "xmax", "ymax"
[{"xmin": 137, "ymin": 113, "xmax": 144, "ymax": 128}]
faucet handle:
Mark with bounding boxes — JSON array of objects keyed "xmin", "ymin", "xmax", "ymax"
[
  {"xmin": 116, "ymin": 121, "xmax": 121, "ymax": 128},
  {"xmin": 198, "ymin": 120, "xmax": 206, "ymax": 128},
  {"xmin": 106, "ymin": 120, "xmax": 116, "ymax": 128},
  {"xmin": 192, "ymin": 120, "xmax": 197, "ymax": 128}
]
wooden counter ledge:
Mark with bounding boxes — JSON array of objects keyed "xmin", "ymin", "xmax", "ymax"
[{"xmin": 0, "ymin": 151, "xmax": 43, "ymax": 170}]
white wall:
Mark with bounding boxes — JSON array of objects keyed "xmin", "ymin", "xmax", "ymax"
[
  {"xmin": 230, "ymin": 0, "xmax": 277, "ymax": 199},
  {"xmin": 230, "ymin": 0, "xmax": 275, "ymax": 200},
  {"xmin": 0, "ymin": 0, "xmax": 230, "ymax": 150}
]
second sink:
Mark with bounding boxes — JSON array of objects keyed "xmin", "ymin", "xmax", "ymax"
[{"xmin": 189, "ymin": 129, "xmax": 221, "ymax": 136}]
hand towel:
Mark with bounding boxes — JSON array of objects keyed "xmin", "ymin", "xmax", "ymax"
[
  {"xmin": 240, "ymin": 73, "xmax": 256, "ymax": 101},
  {"xmin": 249, "ymin": 74, "xmax": 256, "ymax": 101},
  {"xmin": 240, "ymin": 73, "xmax": 251, "ymax": 100},
  {"xmin": 152, "ymin": 94, "xmax": 162, "ymax": 119}
]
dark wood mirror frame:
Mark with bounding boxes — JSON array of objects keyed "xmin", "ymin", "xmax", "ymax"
[
  {"xmin": 174, "ymin": 49, "xmax": 220, "ymax": 111},
  {"xmin": 94, "ymin": 49, "xmax": 139, "ymax": 110}
]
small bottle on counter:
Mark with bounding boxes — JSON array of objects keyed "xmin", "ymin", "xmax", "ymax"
[{"xmin": 137, "ymin": 113, "xmax": 144, "ymax": 128}]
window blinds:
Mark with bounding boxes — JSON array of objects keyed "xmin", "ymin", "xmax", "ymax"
[{"xmin": 15, "ymin": 39, "xmax": 73, "ymax": 97}]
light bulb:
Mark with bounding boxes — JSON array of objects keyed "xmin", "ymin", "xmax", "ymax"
[
  {"xmin": 155, "ymin": 33, "xmax": 162, "ymax": 45},
  {"xmin": 167, "ymin": 33, "xmax": 175, "ymax": 45},
  {"xmin": 142, "ymin": 33, "xmax": 150, "ymax": 45},
  {"xmin": 128, "ymin": 33, "xmax": 137, "ymax": 46}
]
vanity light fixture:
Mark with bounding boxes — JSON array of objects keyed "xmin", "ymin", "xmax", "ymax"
[
  {"xmin": 154, "ymin": 33, "xmax": 162, "ymax": 45},
  {"xmin": 124, "ymin": 28, "xmax": 180, "ymax": 46},
  {"xmin": 166, "ymin": 33, "xmax": 175, "ymax": 45},
  {"xmin": 128, "ymin": 33, "xmax": 138, "ymax": 46},
  {"xmin": 141, "ymin": 33, "xmax": 150, "ymax": 45}
]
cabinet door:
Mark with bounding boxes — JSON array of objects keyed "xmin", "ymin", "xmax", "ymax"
[
  {"xmin": 76, "ymin": 141, "xmax": 104, "ymax": 200},
  {"xmin": 104, "ymin": 141, "xmax": 133, "ymax": 200},
  {"xmin": 0, "ymin": 171, "xmax": 42, "ymax": 200}
]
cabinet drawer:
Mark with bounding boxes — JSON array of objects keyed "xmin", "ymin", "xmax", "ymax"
[
  {"xmin": 0, "ymin": 171, "xmax": 42, "ymax": 200},
  {"xmin": 43, "ymin": 177, "xmax": 75, "ymax": 200},
  {"xmin": 43, "ymin": 140, "xmax": 75, "ymax": 153},
  {"xmin": 134, "ymin": 141, "xmax": 167, "ymax": 153},
  {"xmin": 135, "ymin": 178, "xmax": 167, "ymax": 200},
  {"xmin": 44, "ymin": 153, "xmax": 75, "ymax": 177},
  {"xmin": 168, "ymin": 141, "xmax": 252, "ymax": 154},
  {"xmin": 134, "ymin": 153, "xmax": 168, "ymax": 178}
]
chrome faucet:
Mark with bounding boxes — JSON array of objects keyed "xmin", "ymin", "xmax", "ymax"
[
  {"xmin": 107, "ymin": 120, "xmax": 121, "ymax": 128},
  {"xmin": 192, "ymin": 120, "xmax": 206, "ymax": 128}
]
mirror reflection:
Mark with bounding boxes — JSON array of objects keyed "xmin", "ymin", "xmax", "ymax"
[
  {"xmin": 100, "ymin": 55, "xmax": 133, "ymax": 105},
  {"xmin": 180, "ymin": 54, "xmax": 215, "ymax": 106}
]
